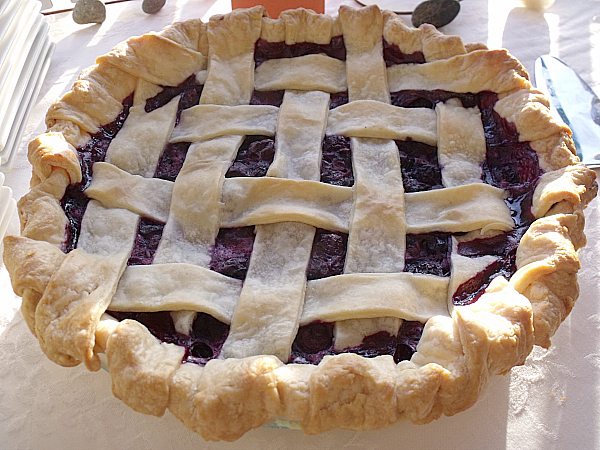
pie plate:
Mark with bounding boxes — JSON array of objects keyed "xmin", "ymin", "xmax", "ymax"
[
  {"xmin": 2, "ymin": 5, "xmax": 597, "ymax": 441},
  {"xmin": 0, "ymin": 27, "xmax": 54, "ymax": 167}
]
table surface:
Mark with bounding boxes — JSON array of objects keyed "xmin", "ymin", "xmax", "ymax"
[{"xmin": 1, "ymin": 1, "xmax": 599, "ymax": 449}]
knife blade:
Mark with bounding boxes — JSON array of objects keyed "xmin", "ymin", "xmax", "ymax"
[{"xmin": 534, "ymin": 55, "xmax": 600, "ymax": 168}]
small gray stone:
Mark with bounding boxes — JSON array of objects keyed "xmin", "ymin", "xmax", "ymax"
[
  {"xmin": 412, "ymin": 0, "xmax": 460, "ymax": 28},
  {"xmin": 142, "ymin": 0, "xmax": 166, "ymax": 14},
  {"xmin": 72, "ymin": 0, "xmax": 106, "ymax": 24}
]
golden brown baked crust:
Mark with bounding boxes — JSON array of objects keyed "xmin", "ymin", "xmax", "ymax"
[
  {"xmin": 106, "ymin": 319, "xmax": 185, "ymax": 416},
  {"xmin": 3, "ymin": 4, "xmax": 597, "ymax": 441}
]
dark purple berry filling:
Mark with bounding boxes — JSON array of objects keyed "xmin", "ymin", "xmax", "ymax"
[
  {"xmin": 391, "ymin": 90, "xmax": 479, "ymax": 109},
  {"xmin": 307, "ymin": 229, "xmax": 348, "ymax": 280},
  {"xmin": 458, "ymin": 228, "xmax": 521, "ymax": 259},
  {"xmin": 452, "ymin": 258, "xmax": 512, "ymax": 306},
  {"xmin": 209, "ymin": 227, "xmax": 256, "ymax": 280},
  {"xmin": 320, "ymin": 135, "xmax": 354, "ymax": 186},
  {"xmin": 343, "ymin": 331, "xmax": 398, "ymax": 359},
  {"xmin": 100, "ymin": 95, "xmax": 135, "ymax": 141},
  {"xmin": 108, "ymin": 311, "xmax": 229, "ymax": 365},
  {"xmin": 108, "ymin": 311, "xmax": 180, "ymax": 341},
  {"xmin": 225, "ymin": 135, "xmax": 276, "ymax": 178},
  {"xmin": 254, "ymin": 36, "xmax": 346, "ymax": 67},
  {"xmin": 477, "ymin": 92, "xmax": 542, "ymax": 197},
  {"xmin": 249, "ymin": 90, "xmax": 347, "ymax": 109},
  {"xmin": 187, "ymin": 313, "xmax": 230, "ymax": 365},
  {"xmin": 250, "ymin": 90, "xmax": 347, "ymax": 109},
  {"xmin": 482, "ymin": 143, "xmax": 542, "ymax": 197},
  {"xmin": 127, "ymin": 218, "xmax": 165, "ymax": 266},
  {"xmin": 506, "ymin": 190, "xmax": 536, "ymax": 229},
  {"xmin": 250, "ymin": 89, "xmax": 285, "ymax": 107},
  {"xmin": 396, "ymin": 139, "xmax": 443, "ymax": 192},
  {"xmin": 153, "ymin": 142, "xmax": 192, "ymax": 182},
  {"xmin": 451, "ymin": 226, "xmax": 535, "ymax": 307},
  {"xmin": 60, "ymin": 186, "xmax": 89, "ymax": 254},
  {"xmin": 145, "ymin": 74, "xmax": 204, "ymax": 120},
  {"xmin": 60, "ymin": 94, "xmax": 134, "ymax": 253},
  {"xmin": 453, "ymin": 193, "xmax": 535, "ymax": 305},
  {"xmin": 290, "ymin": 321, "xmax": 334, "ymax": 364},
  {"xmin": 177, "ymin": 83, "xmax": 204, "ymax": 117},
  {"xmin": 329, "ymin": 91, "xmax": 349, "ymax": 109},
  {"xmin": 478, "ymin": 91, "xmax": 519, "ymax": 146},
  {"xmin": 80, "ymin": 94, "xmax": 134, "ymax": 187},
  {"xmin": 405, "ymin": 233, "xmax": 451, "ymax": 277},
  {"xmin": 383, "ymin": 40, "xmax": 426, "ymax": 66},
  {"xmin": 290, "ymin": 320, "xmax": 425, "ymax": 365},
  {"xmin": 394, "ymin": 321, "xmax": 424, "ymax": 363},
  {"xmin": 254, "ymin": 40, "xmax": 288, "ymax": 65}
]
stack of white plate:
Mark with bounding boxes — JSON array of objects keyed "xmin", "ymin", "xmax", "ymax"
[
  {"xmin": 0, "ymin": 172, "xmax": 15, "ymax": 239},
  {"xmin": 0, "ymin": 0, "xmax": 54, "ymax": 168}
]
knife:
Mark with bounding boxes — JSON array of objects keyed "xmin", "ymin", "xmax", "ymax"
[{"xmin": 534, "ymin": 55, "xmax": 600, "ymax": 168}]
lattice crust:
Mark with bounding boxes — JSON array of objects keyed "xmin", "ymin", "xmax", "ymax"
[{"xmin": 3, "ymin": 5, "xmax": 598, "ymax": 441}]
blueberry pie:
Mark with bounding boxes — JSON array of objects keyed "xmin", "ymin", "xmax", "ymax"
[{"xmin": 3, "ymin": 5, "xmax": 597, "ymax": 441}]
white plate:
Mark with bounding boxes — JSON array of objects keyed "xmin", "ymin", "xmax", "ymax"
[
  {"xmin": 0, "ymin": 19, "xmax": 46, "ymax": 153},
  {"xmin": 0, "ymin": 0, "xmax": 27, "ymax": 45},
  {"xmin": 0, "ymin": 9, "xmax": 43, "ymax": 97},
  {"xmin": 0, "ymin": 39, "xmax": 54, "ymax": 168},
  {"xmin": 0, "ymin": 0, "xmax": 40, "ymax": 68},
  {"xmin": 0, "ymin": 0, "xmax": 14, "ymax": 17},
  {"xmin": 0, "ymin": 7, "xmax": 44, "ymax": 142},
  {"xmin": 0, "ymin": 186, "xmax": 16, "ymax": 241},
  {"xmin": 0, "ymin": 186, "xmax": 14, "ymax": 218}
]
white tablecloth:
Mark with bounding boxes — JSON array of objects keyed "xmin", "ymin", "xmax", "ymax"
[{"xmin": 1, "ymin": 1, "xmax": 599, "ymax": 448}]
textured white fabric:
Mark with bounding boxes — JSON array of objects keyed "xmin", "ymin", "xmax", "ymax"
[{"xmin": 1, "ymin": 1, "xmax": 599, "ymax": 449}]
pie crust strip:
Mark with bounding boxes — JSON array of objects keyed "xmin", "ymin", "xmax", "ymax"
[
  {"xmin": 109, "ymin": 263, "xmax": 242, "ymax": 324},
  {"xmin": 221, "ymin": 72, "xmax": 332, "ymax": 362},
  {"xmin": 334, "ymin": 6, "xmax": 403, "ymax": 355}
]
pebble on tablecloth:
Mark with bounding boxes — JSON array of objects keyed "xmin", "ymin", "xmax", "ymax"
[
  {"xmin": 72, "ymin": 0, "xmax": 166, "ymax": 25},
  {"xmin": 72, "ymin": 0, "xmax": 106, "ymax": 24},
  {"xmin": 142, "ymin": 0, "xmax": 167, "ymax": 14}
]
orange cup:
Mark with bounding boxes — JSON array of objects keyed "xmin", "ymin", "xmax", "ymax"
[{"xmin": 231, "ymin": 0, "xmax": 325, "ymax": 17}]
